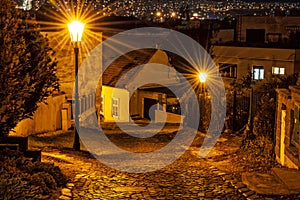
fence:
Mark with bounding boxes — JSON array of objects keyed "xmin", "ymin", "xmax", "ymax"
[{"xmin": 226, "ymin": 89, "xmax": 263, "ymax": 132}]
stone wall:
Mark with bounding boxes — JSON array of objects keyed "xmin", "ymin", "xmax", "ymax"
[
  {"xmin": 155, "ymin": 110, "xmax": 184, "ymax": 124},
  {"xmin": 10, "ymin": 95, "xmax": 67, "ymax": 136},
  {"xmin": 276, "ymin": 86, "xmax": 300, "ymax": 169}
]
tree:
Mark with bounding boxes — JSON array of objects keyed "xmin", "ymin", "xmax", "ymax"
[{"xmin": 0, "ymin": 0, "xmax": 59, "ymax": 138}]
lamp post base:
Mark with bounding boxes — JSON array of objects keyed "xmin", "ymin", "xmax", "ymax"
[{"xmin": 73, "ymin": 129, "xmax": 80, "ymax": 151}]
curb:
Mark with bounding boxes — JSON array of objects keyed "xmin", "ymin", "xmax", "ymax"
[
  {"xmin": 59, "ymin": 183, "xmax": 75, "ymax": 200},
  {"xmin": 209, "ymin": 166, "xmax": 261, "ymax": 200}
]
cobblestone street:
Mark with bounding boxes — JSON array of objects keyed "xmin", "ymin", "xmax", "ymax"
[
  {"xmin": 48, "ymin": 149, "xmax": 246, "ymax": 200},
  {"xmin": 40, "ymin": 126, "xmax": 256, "ymax": 200}
]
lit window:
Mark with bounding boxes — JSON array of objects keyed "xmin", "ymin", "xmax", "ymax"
[
  {"xmin": 272, "ymin": 67, "xmax": 285, "ymax": 75},
  {"xmin": 253, "ymin": 66, "xmax": 264, "ymax": 80},
  {"xmin": 273, "ymin": 67, "xmax": 279, "ymax": 74},
  {"xmin": 112, "ymin": 98, "xmax": 119, "ymax": 118}
]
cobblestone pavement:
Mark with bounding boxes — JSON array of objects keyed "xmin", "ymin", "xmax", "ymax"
[
  {"xmin": 41, "ymin": 127, "xmax": 262, "ymax": 199},
  {"xmin": 53, "ymin": 150, "xmax": 249, "ymax": 200},
  {"xmin": 38, "ymin": 125, "xmax": 300, "ymax": 200},
  {"xmin": 42, "ymin": 128, "xmax": 270, "ymax": 200}
]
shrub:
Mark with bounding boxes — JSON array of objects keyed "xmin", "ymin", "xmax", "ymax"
[
  {"xmin": 27, "ymin": 162, "xmax": 69, "ymax": 187},
  {"xmin": 30, "ymin": 172, "xmax": 57, "ymax": 194},
  {"xmin": 0, "ymin": 149, "xmax": 68, "ymax": 199}
]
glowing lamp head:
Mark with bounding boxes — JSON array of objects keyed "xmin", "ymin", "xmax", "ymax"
[
  {"xmin": 68, "ymin": 21, "xmax": 85, "ymax": 43},
  {"xmin": 198, "ymin": 72, "xmax": 208, "ymax": 83}
]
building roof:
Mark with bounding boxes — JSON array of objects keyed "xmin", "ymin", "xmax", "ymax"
[
  {"xmin": 102, "ymin": 49, "xmax": 156, "ymax": 87},
  {"xmin": 102, "ymin": 49, "xmax": 182, "ymax": 94}
]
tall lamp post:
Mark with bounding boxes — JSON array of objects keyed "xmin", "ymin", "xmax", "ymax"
[
  {"xmin": 68, "ymin": 21, "xmax": 84, "ymax": 151},
  {"xmin": 198, "ymin": 72, "xmax": 208, "ymax": 131}
]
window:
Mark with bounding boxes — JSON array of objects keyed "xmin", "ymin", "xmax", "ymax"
[
  {"xmin": 267, "ymin": 33, "xmax": 282, "ymax": 43},
  {"xmin": 272, "ymin": 67, "xmax": 285, "ymax": 75},
  {"xmin": 246, "ymin": 29, "xmax": 265, "ymax": 43},
  {"xmin": 252, "ymin": 66, "xmax": 264, "ymax": 80},
  {"xmin": 112, "ymin": 98, "xmax": 119, "ymax": 118},
  {"xmin": 219, "ymin": 63, "xmax": 237, "ymax": 78},
  {"xmin": 100, "ymin": 95, "xmax": 104, "ymax": 114}
]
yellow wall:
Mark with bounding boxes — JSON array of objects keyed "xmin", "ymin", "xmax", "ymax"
[{"xmin": 102, "ymin": 86, "xmax": 129, "ymax": 122}]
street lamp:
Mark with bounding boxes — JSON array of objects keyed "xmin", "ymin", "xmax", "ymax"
[
  {"xmin": 198, "ymin": 72, "xmax": 207, "ymax": 93},
  {"xmin": 68, "ymin": 20, "xmax": 84, "ymax": 151},
  {"xmin": 198, "ymin": 72, "xmax": 207, "ymax": 83},
  {"xmin": 198, "ymin": 71, "xmax": 208, "ymax": 131}
]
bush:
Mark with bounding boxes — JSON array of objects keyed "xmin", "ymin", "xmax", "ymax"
[
  {"xmin": 27, "ymin": 162, "xmax": 69, "ymax": 187},
  {"xmin": 30, "ymin": 172, "xmax": 57, "ymax": 194},
  {"xmin": 0, "ymin": 149, "xmax": 68, "ymax": 199}
]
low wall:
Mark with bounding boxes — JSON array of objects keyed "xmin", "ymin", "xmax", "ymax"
[
  {"xmin": 10, "ymin": 95, "xmax": 67, "ymax": 136},
  {"xmin": 155, "ymin": 110, "xmax": 184, "ymax": 124}
]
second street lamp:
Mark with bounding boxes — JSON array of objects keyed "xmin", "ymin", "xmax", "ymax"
[{"xmin": 68, "ymin": 21, "xmax": 84, "ymax": 151}]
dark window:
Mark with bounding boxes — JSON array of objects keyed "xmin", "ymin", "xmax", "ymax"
[
  {"xmin": 219, "ymin": 63, "xmax": 237, "ymax": 78},
  {"xmin": 267, "ymin": 33, "xmax": 282, "ymax": 43},
  {"xmin": 246, "ymin": 29, "xmax": 265, "ymax": 43},
  {"xmin": 289, "ymin": 32, "xmax": 300, "ymax": 47}
]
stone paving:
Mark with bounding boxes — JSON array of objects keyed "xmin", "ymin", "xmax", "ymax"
[
  {"xmin": 59, "ymin": 158, "xmax": 243, "ymax": 199},
  {"xmin": 37, "ymin": 125, "xmax": 300, "ymax": 200},
  {"xmin": 40, "ymin": 126, "xmax": 264, "ymax": 199},
  {"xmin": 47, "ymin": 148, "xmax": 257, "ymax": 200}
]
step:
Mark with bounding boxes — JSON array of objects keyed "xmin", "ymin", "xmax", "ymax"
[
  {"xmin": 24, "ymin": 150, "xmax": 42, "ymax": 162},
  {"xmin": 1, "ymin": 136, "xmax": 28, "ymax": 152},
  {"xmin": 0, "ymin": 144, "xmax": 19, "ymax": 151}
]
